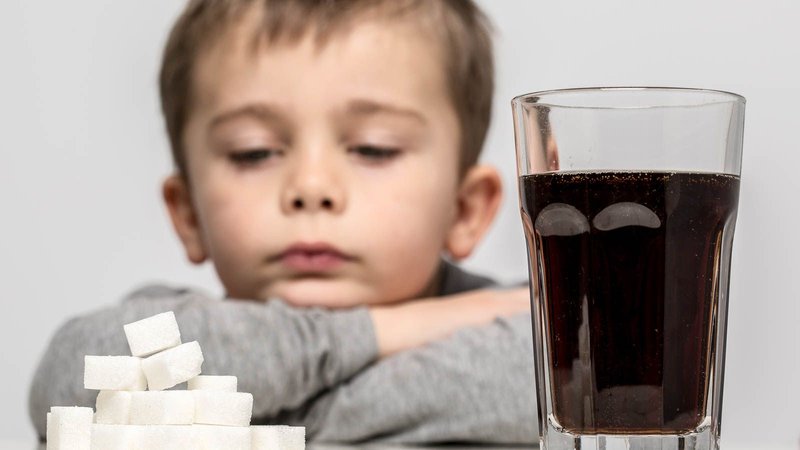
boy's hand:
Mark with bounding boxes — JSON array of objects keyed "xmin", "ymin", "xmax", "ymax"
[{"xmin": 369, "ymin": 287, "xmax": 530, "ymax": 359}]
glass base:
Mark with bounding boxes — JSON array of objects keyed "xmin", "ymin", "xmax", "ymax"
[{"xmin": 541, "ymin": 414, "xmax": 718, "ymax": 450}]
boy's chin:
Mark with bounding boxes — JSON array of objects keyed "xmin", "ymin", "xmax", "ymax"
[{"xmin": 261, "ymin": 278, "xmax": 393, "ymax": 309}]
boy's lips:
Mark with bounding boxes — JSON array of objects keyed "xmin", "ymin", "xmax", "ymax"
[{"xmin": 271, "ymin": 242, "xmax": 354, "ymax": 272}]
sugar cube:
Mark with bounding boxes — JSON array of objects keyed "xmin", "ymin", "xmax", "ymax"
[
  {"xmin": 129, "ymin": 391, "xmax": 195, "ymax": 425},
  {"xmin": 84, "ymin": 356, "xmax": 147, "ymax": 391},
  {"xmin": 90, "ymin": 424, "xmax": 136, "ymax": 450},
  {"xmin": 136, "ymin": 425, "xmax": 195, "ymax": 450},
  {"xmin": 48, "ymin": 406, "xmax": 93, "ymax": 450},
  {"xmin": 95, "ymin": 391, "xmax": 132, "ymax": 425},
  {"xmin": 194, "ymin": 425, "xmax": 252, "ymax": 450},
  {"xmin": 141, "ymin": 341, "xmax": 203, "ymax": 391},
  {"xmin": 46, "ymin": 413, "xmax": 53, "ymax": 446},
  {"xmin": 188, "ymin": 375, "xmax": 237, "ymax": 392},
  {"xmin": 49, "ymin": 309, "xmax": 310, "ymax": 450},
  {"xmin": 123, "ymin": 311, "xmax": 182, "ymax": 357},
  {"xmin": 193, "ymin": 391, "xmax": 253, "ymax": 427},
  {"xmin": 251, "ymin": 425, "xmax": 306, "ymax": 450}
]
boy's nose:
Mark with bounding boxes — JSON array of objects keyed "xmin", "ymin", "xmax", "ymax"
[
  {"xmin": 288, "ymin": 195, "xmax": 337, "ymax": 212},
  {"xmin": 281, "ymin": 164, "xmax": 345, "ymax": 215}
]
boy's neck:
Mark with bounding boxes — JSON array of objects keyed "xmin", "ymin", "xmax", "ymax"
[{"xmin": 415, "ymin": 259, "xmax": 448, "ymax": 300}]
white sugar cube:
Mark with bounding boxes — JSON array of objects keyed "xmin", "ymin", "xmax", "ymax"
[
  {"xmin": 251, "ymin": 425, "xmax": 306, "ymax": 450},
  {"xmin": 90, "ymin": 424, "xmax": 136, "ymax": 450},
  {"xmin": 188, "ymin": 375, "xmax": 237, "ymax": 392},
  {"xmin": 136, "ymin": 425, "xmax": 195, "ymax": 450},
  {"xmin": 95, "ymin": 391, "xmax": 131, "ymax": 424},
  {"xmin": 48, "ymin": 406, "xmax": 93, "ymax": 450},
  {"xmin": 194, "ymin": 425, "xmax": 251, "ymax": 450},
  {"xmin": 141, "ymin": 341, "xmax": 203, "ymax": 391},
  {"xmin": 129, "ymin": 391, "xmax": 195, "ymax": 425},
  {"xmin": 46, "ymin": 413, "xmax": 54, "ymax": 446},
  {"xmin": 193, "ymin": 391, "xmax": 253, "ymax": 427},
  {"xmin": 84, "ymin": 356, "xmax": 146, "ymax": 391},
  {"xmin": 123, "ymin": 311, "xmax": 182, "ymax": 357}
]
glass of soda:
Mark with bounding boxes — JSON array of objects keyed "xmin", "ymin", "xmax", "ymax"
[{"xmin": 512, "ymin": 87, "xmax": 745, "ymax": 450}]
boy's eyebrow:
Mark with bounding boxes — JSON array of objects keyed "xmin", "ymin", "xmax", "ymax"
[
  {"xmin": 208, "ymin": 100, "xmax": 427, "ymax": 130},
  {"xmin": 208, "ymin": 103, "xmax": 287, "ymax": 131},
  {"xmin": 345, "ymin": 99, "xmax": 427, "ymax": 125}
]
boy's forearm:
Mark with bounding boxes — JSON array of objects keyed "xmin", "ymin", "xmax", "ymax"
[
  {"xmin": 285, "ymin": 312, "xmax": 538, "ymax": 444},
  {"xmin": 369, "ymin": 287, "xmax": 530, "ymax": 358}
]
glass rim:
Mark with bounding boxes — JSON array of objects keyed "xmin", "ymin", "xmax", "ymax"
[{"xmin": 511, "ymin": 86, "xmax": 746, "ymax": 110}]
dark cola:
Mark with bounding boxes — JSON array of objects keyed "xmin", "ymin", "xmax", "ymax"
[{"xmin": 521, "ymin": 171, "xmax": 739, "ymax": 434}]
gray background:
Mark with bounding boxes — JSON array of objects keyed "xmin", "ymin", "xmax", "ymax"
[{"xmin": 1, "ymin": 0, "xmax": 798, "ymax": 447}]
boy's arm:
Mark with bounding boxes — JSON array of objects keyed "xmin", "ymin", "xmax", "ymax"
[
  {"xmin": 28, "ymin": 284, "xmax": 526, "ymax": 439},
  {"xmin": 370, "ymin": 287, "xmax": 530, "ymax": 358},
  {"xmin": 28, "ymin": 285, "xmax": 377, "ymax": 438},
  {"xmin": 272, "ymin": 311, "xmax": 539, "ymax": 445}
]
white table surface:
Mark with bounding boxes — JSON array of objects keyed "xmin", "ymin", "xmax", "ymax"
[
  {"xmin": 0, "ymin": 440, "xmax": 535, "ymax": 450},
  {"xmin": 0, "ymin": 438, "xmax": 793, "ymax": 450}
]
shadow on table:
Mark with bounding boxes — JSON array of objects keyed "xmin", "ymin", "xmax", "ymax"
[{"xmin": 310, "ymin": 444, "xmax": 536, "ymax": 450}]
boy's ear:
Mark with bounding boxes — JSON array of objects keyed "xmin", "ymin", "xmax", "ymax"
[
  {"xmin": 162, "ymin": 174, "xmax": 208, "ymax": 264},
  {"xmin": 445, "ymin": 164, "xmax": 503, "ymax": 260}
]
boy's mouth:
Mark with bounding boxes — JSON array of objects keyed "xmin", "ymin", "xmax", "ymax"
[{"xmin": 272, "ymin": 242, "xmax": 354, "ymax": 273}]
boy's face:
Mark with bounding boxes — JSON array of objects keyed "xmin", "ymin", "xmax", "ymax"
[{"xmin": 165, "ymin": 17, "xmax": 498, "ymax": 307}]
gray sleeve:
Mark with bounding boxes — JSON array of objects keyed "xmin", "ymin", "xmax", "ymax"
[
  {"xmin": 27, "ymin": 284, "xmax": 378, "ymax": 439},
  {"xmin": 289, "ymin": 312, "xmax": 538, "ymax": 444}
]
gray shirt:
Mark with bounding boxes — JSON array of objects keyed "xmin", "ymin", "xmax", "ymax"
[{"xmin": 28, "ymin": 262, "xmax": 537, "ymax": 444}]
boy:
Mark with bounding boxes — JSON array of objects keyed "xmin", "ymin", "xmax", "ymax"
[{"xmin": 29, "ymin": 0, "xmax": 537, "ymax": 444}]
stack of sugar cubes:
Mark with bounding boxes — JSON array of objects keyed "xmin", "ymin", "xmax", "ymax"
[{"xmin": 46, "ymin": 311, "xmax": 305, "ymax": 450}]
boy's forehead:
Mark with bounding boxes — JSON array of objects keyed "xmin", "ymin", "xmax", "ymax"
[{"xmin": 190, "ymin": 13, "xmax": 450, "ymax": 120}]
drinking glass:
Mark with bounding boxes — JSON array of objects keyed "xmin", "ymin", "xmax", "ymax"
[{"xmin": 512, "ymin": 87, "xmax": 745, "ymax": 450}]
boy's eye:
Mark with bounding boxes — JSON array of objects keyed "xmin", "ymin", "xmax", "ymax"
[
  {"xmin": 349, "ymin": 145, "xmax": 400, "ymax": 161},
  {"xmin": 228, "ymin": 149, "xmax": 281, "ymax": 166}
]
